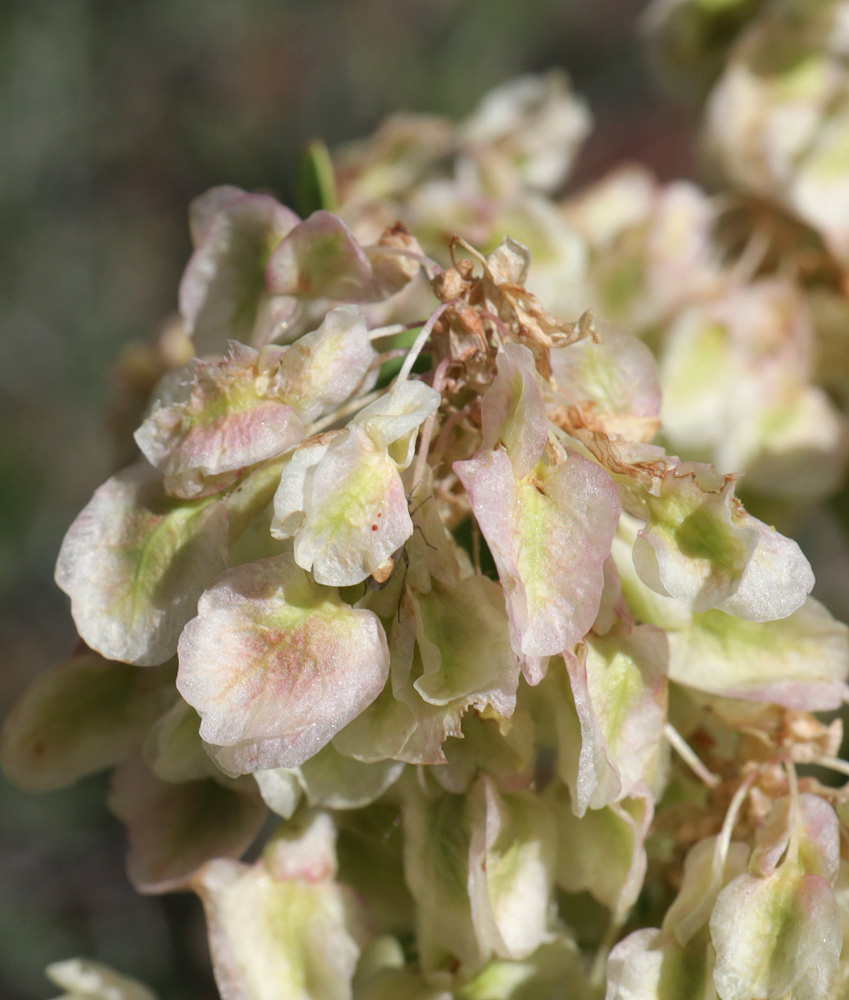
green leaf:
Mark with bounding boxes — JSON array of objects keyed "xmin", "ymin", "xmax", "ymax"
[{"xmin": 296, "ymin": 139, "xmax": 339, "ymax": 216}]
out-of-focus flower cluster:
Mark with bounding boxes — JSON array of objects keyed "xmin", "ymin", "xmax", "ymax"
[{"xmin": 7, "ymin": 4, "xmax": 849, "ymax": 998}]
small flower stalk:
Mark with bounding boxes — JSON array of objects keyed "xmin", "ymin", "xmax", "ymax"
[{"xmin": 9, "ymin": 8, "xmax": 849, "ymax": 998}]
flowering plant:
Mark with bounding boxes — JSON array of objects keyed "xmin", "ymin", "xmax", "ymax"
[{"xmin": 8, "ymin": 2, "xmax": 849, "ymax": 998}]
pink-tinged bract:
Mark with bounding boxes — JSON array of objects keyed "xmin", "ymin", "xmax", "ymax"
[
  {"xmin": 177, "ymin": 554, "xmax": 390, "ymax": 770},
  {"xmin": 710, "ymin": 794, "xmax": 843, "ymax": 1000},
  {"xmin": 266, "ymin": 210, "xmax": 384, "ymax": 303},
  {"xmin": 179, "ymin": 188, "xmax": 300, "ymax": 351},
  {"xmin": 274, "ymin": 305, "xmax": 375, "ymax": 423},
  {"xmin": 455, "ymin": 447, "xmax": 621, "ymax": 666},
  {"xmin": 480, "ymin": 343, "xmax": 549, "ymax": 479},
  {"xmin": 135, "ymin": 344, "xmax": 305, "ymax": 499},
  {"xmin": 55, "ymin": 461, "xmax": 230, "ymax": 666},
  {"xmin": 710, "ymin": 869, "xmax": 841, "ymax": 1000}
]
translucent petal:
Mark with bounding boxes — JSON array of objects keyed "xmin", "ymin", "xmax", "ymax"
[
  {"xmin": 667, "ymin": 598, "xmax": 849, "ymax": 710},
  {"xmin": 195, "ymin": 812, "xmax": 362, "ymax": 1000},
  {"xmin": 606, "ymin": 928, "xmax": 719, "ymax": 1000},
  {"xmin": 412, "ymin": 576, "xmax": 518, "ymax": 716},
  {"xmin": 459, "ymin": 933, "xmax": 592, "ymax": 1000},
  {"xmin": 109, "ymin": 759, "xmax": 265, "ymax": 894},
  {"xmin": 2, "ymin": 650, "xmax": 171, "ymax": 791},
  {"xmin": 633, "ymin": 465, "xmax": 757, "ymax": 613},
  {"xmin": 402, "ymin": 785, "xmax": 483, "ymax": 978},
  {"xmin": 143, "ymin": 699, "xmax": 220, "ymax": 784},
  {"xmin": 662, "ymin": 836, "xmax": 751, "ymax": 947},
  {"xmin": 550, "ymin": 784, "xmax": 653, "ymax": 919},
  {"xmin": 549, "ymin": 322, "xmax": 661, "ymax": 443},
  {"xmin": 633, "ymin": 462, "xmax": 814, "ymax": 619},
  {"xmin": 297, "ymin": 744, "xmax": 404, "ymax": 810}
]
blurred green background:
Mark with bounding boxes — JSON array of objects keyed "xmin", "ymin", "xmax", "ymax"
[{"xmin": 0, "ymin": 1, "xmax": 694, "ymax": 996}]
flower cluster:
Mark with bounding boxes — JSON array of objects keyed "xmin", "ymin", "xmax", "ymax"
[{"xmin": 8, "ymin": 5, "xmax": 849, "ymax": 999}]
